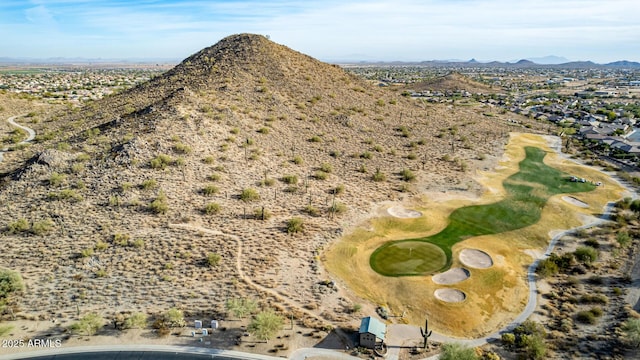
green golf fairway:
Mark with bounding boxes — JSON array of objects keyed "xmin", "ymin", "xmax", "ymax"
[
  {"xmin": 370, "ymin": 146, "xmax": 596, "ymax": 277},
  {"xmin": 369, "ymin": 241, "xmax": 446, "ymax": 276}
]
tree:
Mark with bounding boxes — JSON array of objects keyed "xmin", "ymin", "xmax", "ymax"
[
  {"xmin": 438, "ymin": 343, "xmax": 478, "ymax": 360},
  {"xmin": 248, "ymin": 309, "xmax": 284, "ymax": 341}
]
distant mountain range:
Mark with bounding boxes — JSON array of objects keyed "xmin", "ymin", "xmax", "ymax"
[
  {"xmin": 341, "ymin": 58, "xmax": 640, "ymax": 69},
  {"xmin": 1, "ymin": 55, "xmax": 639, "ymax": 69}
]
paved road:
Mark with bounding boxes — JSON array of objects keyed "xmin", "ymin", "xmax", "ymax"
[
  {"xmin": 0, "ymin": 114, "xmax": 35, "ymax": 163},
  {"xmin": 0, "ymin": 345, "xmax": 283, "ymax": 360}
]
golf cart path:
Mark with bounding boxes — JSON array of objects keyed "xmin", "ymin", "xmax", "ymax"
[{"xmin": 0, "ymin": 113, "xmax": 35, "ymax": 163}]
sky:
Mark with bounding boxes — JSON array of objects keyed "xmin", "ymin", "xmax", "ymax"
[{"xmin": 1, "ymin": 0, "xmax": 639, "ymax": 63}]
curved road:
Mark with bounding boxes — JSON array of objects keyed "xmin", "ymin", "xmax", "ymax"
[
  {"xmin": 0, "ymin": 344, "xmax": 283, "ymax": 360},
  {"xmin": 0, "ymin": 113, "xmax": 35, "ymax": 163}
]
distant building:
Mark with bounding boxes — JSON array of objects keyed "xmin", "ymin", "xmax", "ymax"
[{"xmin": 358, "ymin": 316, "xmax": 386, "ymax": 349}]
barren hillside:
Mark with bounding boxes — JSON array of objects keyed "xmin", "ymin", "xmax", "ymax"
[{"xmin": 0, "ymin": 34, "xmax": 543, "ymax": 329}]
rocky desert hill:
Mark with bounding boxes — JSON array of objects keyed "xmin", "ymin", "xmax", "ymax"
[
  {"xmin": 0, "ymin": 34, "xmax": 542, "ymax": 329},
  {"xmin": 409, "ymin": 71, "xmax": 498, "ymax": 94}
]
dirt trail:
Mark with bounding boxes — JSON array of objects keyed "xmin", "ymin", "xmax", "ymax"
[
  {"xmin": 168, "ymin": 223, "xmax": 330, "ymax": 324},
  {"xmin": 0, "ymin": 113, "xmax": 34, "ymax": 163}
]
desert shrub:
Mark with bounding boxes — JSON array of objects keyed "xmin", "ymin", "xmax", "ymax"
[
  {"xmin": 360, "ymin": 151, "xmax": 373, "ymax": 159},
  {"xmin": 123, "ymin": 312, "xmax": 148, "ymax": 329},
  {"xmin": 206, "ymin": 252, "xmax": 221, "ymax": 267},
  {"xmin": 511, "ymin": 320, "xmax": 547, "ymax": 359},
  {"xmin": 281, "ymin": 174, "xmax": 298, "ymax": 184},
  {"xmin": 501, "ymin": 332, "xmax": 516, "ymax": 347},
  {"xmin": 319, "ymin": 162, "xmax": 333, "ymax": 173},
  {"xmin": 574, "ymin": 246, "xmax": 597, "ymax": 264},
  {"xmin": 314, "ymin": 171, "xmax": 328, "ymax": 180},
  {"xmin": 579, "ymin": 293, "xmax": 608, "ymax": 305},
  {"xmin": 149, "ymin": 192, "xmax": 168, "ymax": 214},
  {"xmin": 407, "ymin": 153, "xmax": 417, "ymax": 160},
  {"xmin": 240, "ymin": 188, "xmax": 260, "ymax": 202},
  {"xmin": 623, "ymin": 318, "xmax": 640, "ymax": 348},
  {"xmin": 31, "ymin": 219, "xmax": 53, "ymax": 235},
  {"xmin": 204, "ymin": 202, "xmax": 221, "ymax": 215},
  {"xmin": 536, "ymin": 258, "xmax": 559, "ymax": 278},
  {"xmin": 203, "ymin": 156, "xmax": 215, "ymax": 164},
  {"xmin": 76, "ymin": 153, "xmax": 91, "ymax": 162},
  {"xmin": 400, "ymin": 168, "xmax": 416, "ymax": 182},
  {"xmin": 150, "ymin": 154, "xmax": 173, "ymax": 169},
  {"xmin": 95, "ymin": 241, "xmax": 109, "ymax": 251},
  {"xmin": 304, "ymin": 205, "xmax": 319, "ymax": 216},
  {"xmin": 7, "ymin": 218, "xmax": 29, "ymax": 234},
  {"xmin": 49, "ymin": 172, "xmax": 66, "ymax": 187},
  {"xmin": 202, "ymin": 184, "xmax": 219, "ymax": 196},
  {"xmin": 257, "ymin": 127, "xmax": 270, "ymax": 134},
  {"xmin": 48, "ymin": 189, "xmax": 83, "ymax": 202},
  {"xmin": 208, "ymin": 173, "xmax": 221, "ymax": 181},
  {"xmin": 576, "ymin": 310, "xmax": 597, "ymax": 324},
  {"xmin": 248, "ymin": 309, "xmax": 284, "ymax": 341},
  {"xmin": 333, "ymin": 184, "xmax": 345, "ymax": 195},
  {"xmin": 286, "ymin": 218, "xmax": 304, "ymax": 234},
  {"xmin": 0, "ymin": 269, "xmax": 24, "ymax": 310},
  {"xmin": 165, "ymin": 308, "xmax": 185, "ymax": 327},
  {"xmin": 173, "ymin": 143, "xmax": 192, "ymax": 154},
  {"xmin": 328, "ymin": 202, "xmax": 347, "ymax": 215},
  {"xmin": 438, "ymin": 343, "xmax": 478, "ymax": 360},
  {"xmin": 94, "ymin": 269, "xmax": 107, "ymax": 278},
  {"xmin": 69, "ymin": 313, "xmax": 104, "ymax": 336},
  {"xmin": 253, "ymin": 207, "xmax": 271, "ymax": 220},
  {"xmin": 292, "ymin": 155, "xmax": 304, "ymax": 165},
  {"xmin": 617, "ymin": 231, "xmax": 632, "ymax": 247},
  {"xmin": 309, "ymin": 135, "xmax": 322, "ymax": 143},
  {"xmin": 225, "ymin": 298, "xmax": 258, "ymax": 318},
  {"xmin": 141, "ymin": 179, "xmax": 157, "ymax": 190},
  {"xmin": 113, "ymin": 233, "xmax": 130, "ymax": 246},
  {"xmin": 131, "ymin": 238, "xmax": 144, "ymax": 248},
  {"xmin": 80, "ymin": 248, "xmax": 94, "ymax": 258},
  {"xmin": 372, "ymin": 168, "xmax": 386, "ymax": 182}
]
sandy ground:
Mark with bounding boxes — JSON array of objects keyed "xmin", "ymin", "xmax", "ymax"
[
  {"xmin": 434, "ymin": 289, "xmax": 466, "ymax": 303},
  {"xmin": 458, "ymin": 249, "xmax": 494, "ymax": 269},
  {"xmin": 432, "ymin": 268, "xmax": 470, "ymax": 285},
  {"xmin": 387, "ymin": 206, "xmax": 422, "ymax": 218}
]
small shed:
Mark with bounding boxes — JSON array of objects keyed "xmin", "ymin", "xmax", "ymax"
[{"xmin": 358, "ymin": 316, "xmax": 386, "ymax": 349}]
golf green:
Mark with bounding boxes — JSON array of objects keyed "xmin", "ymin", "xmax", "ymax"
[
  {"xmin": 370, "ymin": 146, "xmax": 596, "ymax": 277},
  {"xmin": 369, "ymin": 241, "xmax": 446, "ymax": 276}
]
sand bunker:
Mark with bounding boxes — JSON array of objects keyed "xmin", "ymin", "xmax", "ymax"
[
  {"xmin": 387, "ymin": 206, "xmax": 422, "ymax": 218},
  {"xmin": 562, "ymin": 196, "xmax": 589, "ymax": 208},
  {"xmin": 434, "ymin": 288, "xmax": 467, "ymax": 303},
  {"xmin": 459, "ymin": 249, "xmax": 493, "ymax": 269},
  {"xmin": 432, "ymin": 268, "xmax": 470, "ymax": 285}
]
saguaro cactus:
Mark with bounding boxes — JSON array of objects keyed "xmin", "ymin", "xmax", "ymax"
[{"xmin": 420, "ymin": 317, "xmax": 433, "ymax": 349}]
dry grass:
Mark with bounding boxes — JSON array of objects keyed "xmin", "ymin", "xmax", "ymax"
[{"xmin": 323, "ymin": 133, "xmax": 626, "ymax": 337}]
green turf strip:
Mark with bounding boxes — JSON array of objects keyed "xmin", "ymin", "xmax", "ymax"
[{"xmin": 370, "ymin": 146, "xmax": 595, "ymax": 277}]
